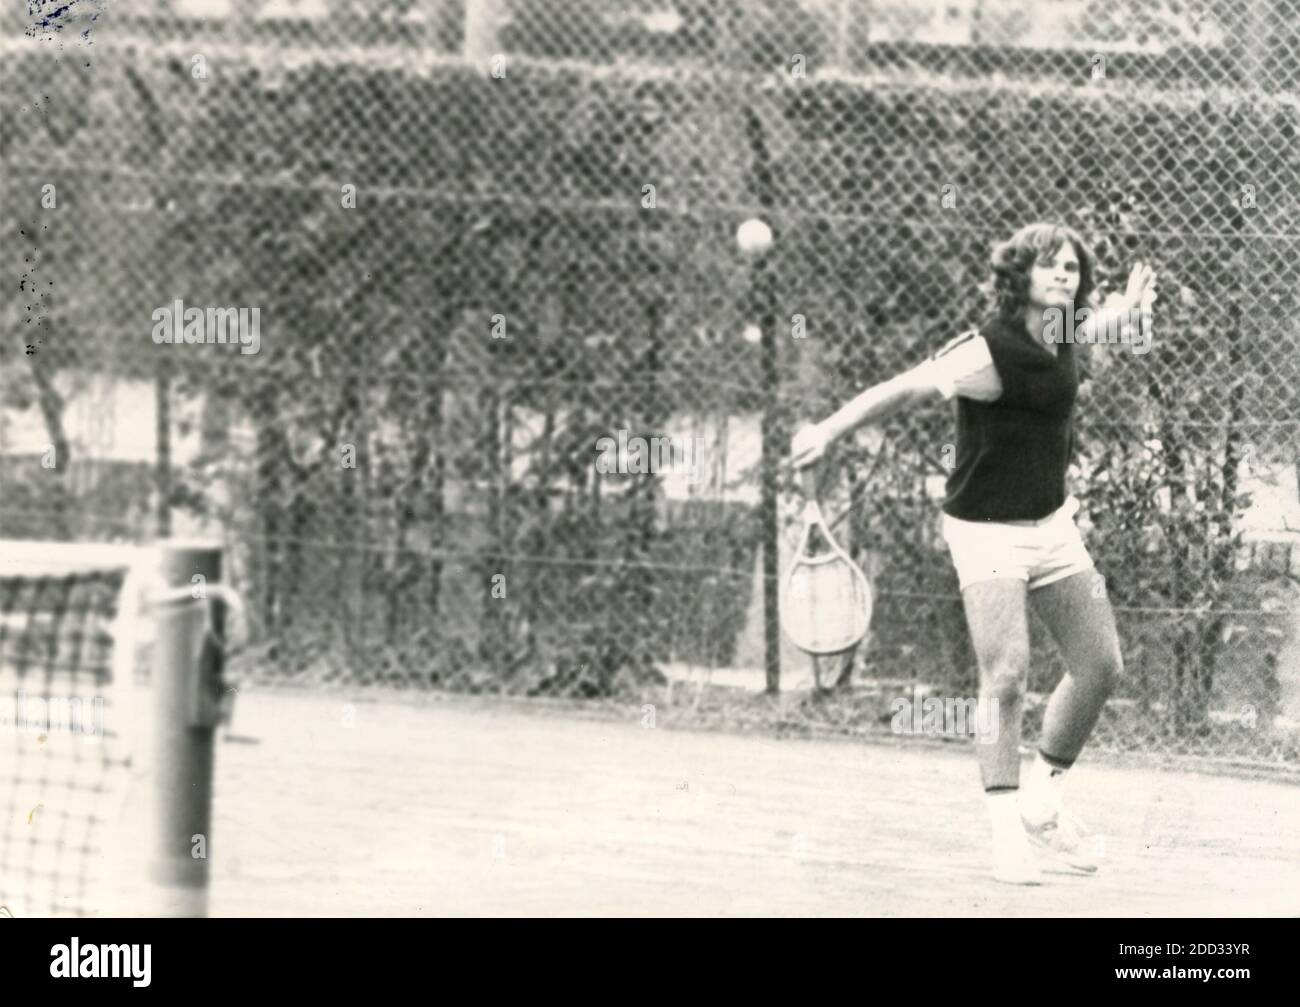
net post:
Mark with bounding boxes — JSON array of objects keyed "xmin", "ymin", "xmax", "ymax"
[{"xmin": 147, "ymin": 541, "xmax": 225, "ymax": 917}]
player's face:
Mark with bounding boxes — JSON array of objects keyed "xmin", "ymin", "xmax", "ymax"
[{"xmin": 1028, "ymin": 243, "xmax": 1080, "ymax": 309}]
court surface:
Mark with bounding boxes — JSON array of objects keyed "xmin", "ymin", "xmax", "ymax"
[{"xmin": 209, "ymin": 688, "xmax": 1300, "ymax": 917}]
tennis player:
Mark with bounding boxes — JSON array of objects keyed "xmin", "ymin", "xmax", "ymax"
[{"xmin": 791, "ymin": 223, "xmax": 1156, "ymax": 884}]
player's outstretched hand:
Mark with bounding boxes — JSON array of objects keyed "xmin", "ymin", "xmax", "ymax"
[
  {"xmin": 791, "ymin": 423, "xmax": 832, "ymax": 470},
  {"xmin": 1121, "ymin": 261, "xmax": 1158, "ymax": 313}
]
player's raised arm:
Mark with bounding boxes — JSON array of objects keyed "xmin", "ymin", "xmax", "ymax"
[
  {"xmin": 789, "ymin": 367, "xmax": 936, "ymax": 469},
  {"xmin": 1076, "ymin": 261, "xmax": 1158, "ymax": 365},
  {"xmin": 791, "ymin": 330, "xmax": 1002, "ymax": 469}
]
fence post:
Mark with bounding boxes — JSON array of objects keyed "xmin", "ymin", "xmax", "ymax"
[
  {"xmin": 758, "ymin": 251, "xmax": 781, "ymax": 695},
  {"xmin": 155, "ymin": 363, "xmax": 173, "ymax": 537},
  {"xmin": 742, "ymin": 102, "xmax": 781, "ymax": 695}
]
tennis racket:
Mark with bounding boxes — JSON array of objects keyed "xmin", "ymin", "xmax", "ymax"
[{"xmin": 781, "ymin": 466, "xmax": 874, "ymax": 658}]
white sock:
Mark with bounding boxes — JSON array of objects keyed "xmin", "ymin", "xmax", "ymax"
[
  {"xmin": 1021, "ymin": 753, "xmax": 1069, "ymax": 824},
  {"xmin": 986, "ymin": 790, "xmax": 1029, "ymax": 850}
]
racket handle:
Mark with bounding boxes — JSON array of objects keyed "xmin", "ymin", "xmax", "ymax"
[{"xmin": 800, "ymin": 466, "xmax": 818, "ymax": 501}]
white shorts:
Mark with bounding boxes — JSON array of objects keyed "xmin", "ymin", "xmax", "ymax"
[{"xmin": 941, "ymin": 495, "xmax": 1095, "ymax": 592}]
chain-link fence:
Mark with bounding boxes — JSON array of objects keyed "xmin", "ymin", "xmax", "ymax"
[{"xmin": 2, "ymin": 0, "xmax": 1299, "ymax": 771}]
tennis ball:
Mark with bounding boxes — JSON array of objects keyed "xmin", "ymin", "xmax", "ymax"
[{"xmin": 736, "ymin": 218, "xmax": 773, "ymax": 254}]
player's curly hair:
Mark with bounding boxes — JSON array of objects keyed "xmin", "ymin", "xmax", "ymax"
[{"xmin": 991, "ymin": 223, "xmax": 1098, "ymax": 321}]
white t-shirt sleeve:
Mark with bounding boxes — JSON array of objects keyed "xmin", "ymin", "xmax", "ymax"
[{"xmin": 919, "ymin": 331, "xmax": 1002, "ymax": 402}]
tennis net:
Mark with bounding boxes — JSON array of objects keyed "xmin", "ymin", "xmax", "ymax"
[{"xmin": 0, "ymin": 541, "xmax": 224, "ymax": 918}]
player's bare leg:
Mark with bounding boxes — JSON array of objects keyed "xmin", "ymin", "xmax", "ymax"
[
  {"xmin": 959, "ymin": 577, "xmax": 1042, "ymax": 883},
  {"xmin": 1021, "ymin": 568, "xmax": 1122, "ymax": 870},
  {"xmin": 1030, "ymin": 569, "xmax": 1123, "ymax": 758}
]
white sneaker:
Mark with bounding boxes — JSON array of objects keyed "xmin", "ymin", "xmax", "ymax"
[
  {"xmin": 1022, "ymin": 811, "xmax": 1100, "ymax": 873},
  {"xmin": 991, "ymin": 831, "xmax": 1045, "ymax": 885}
]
